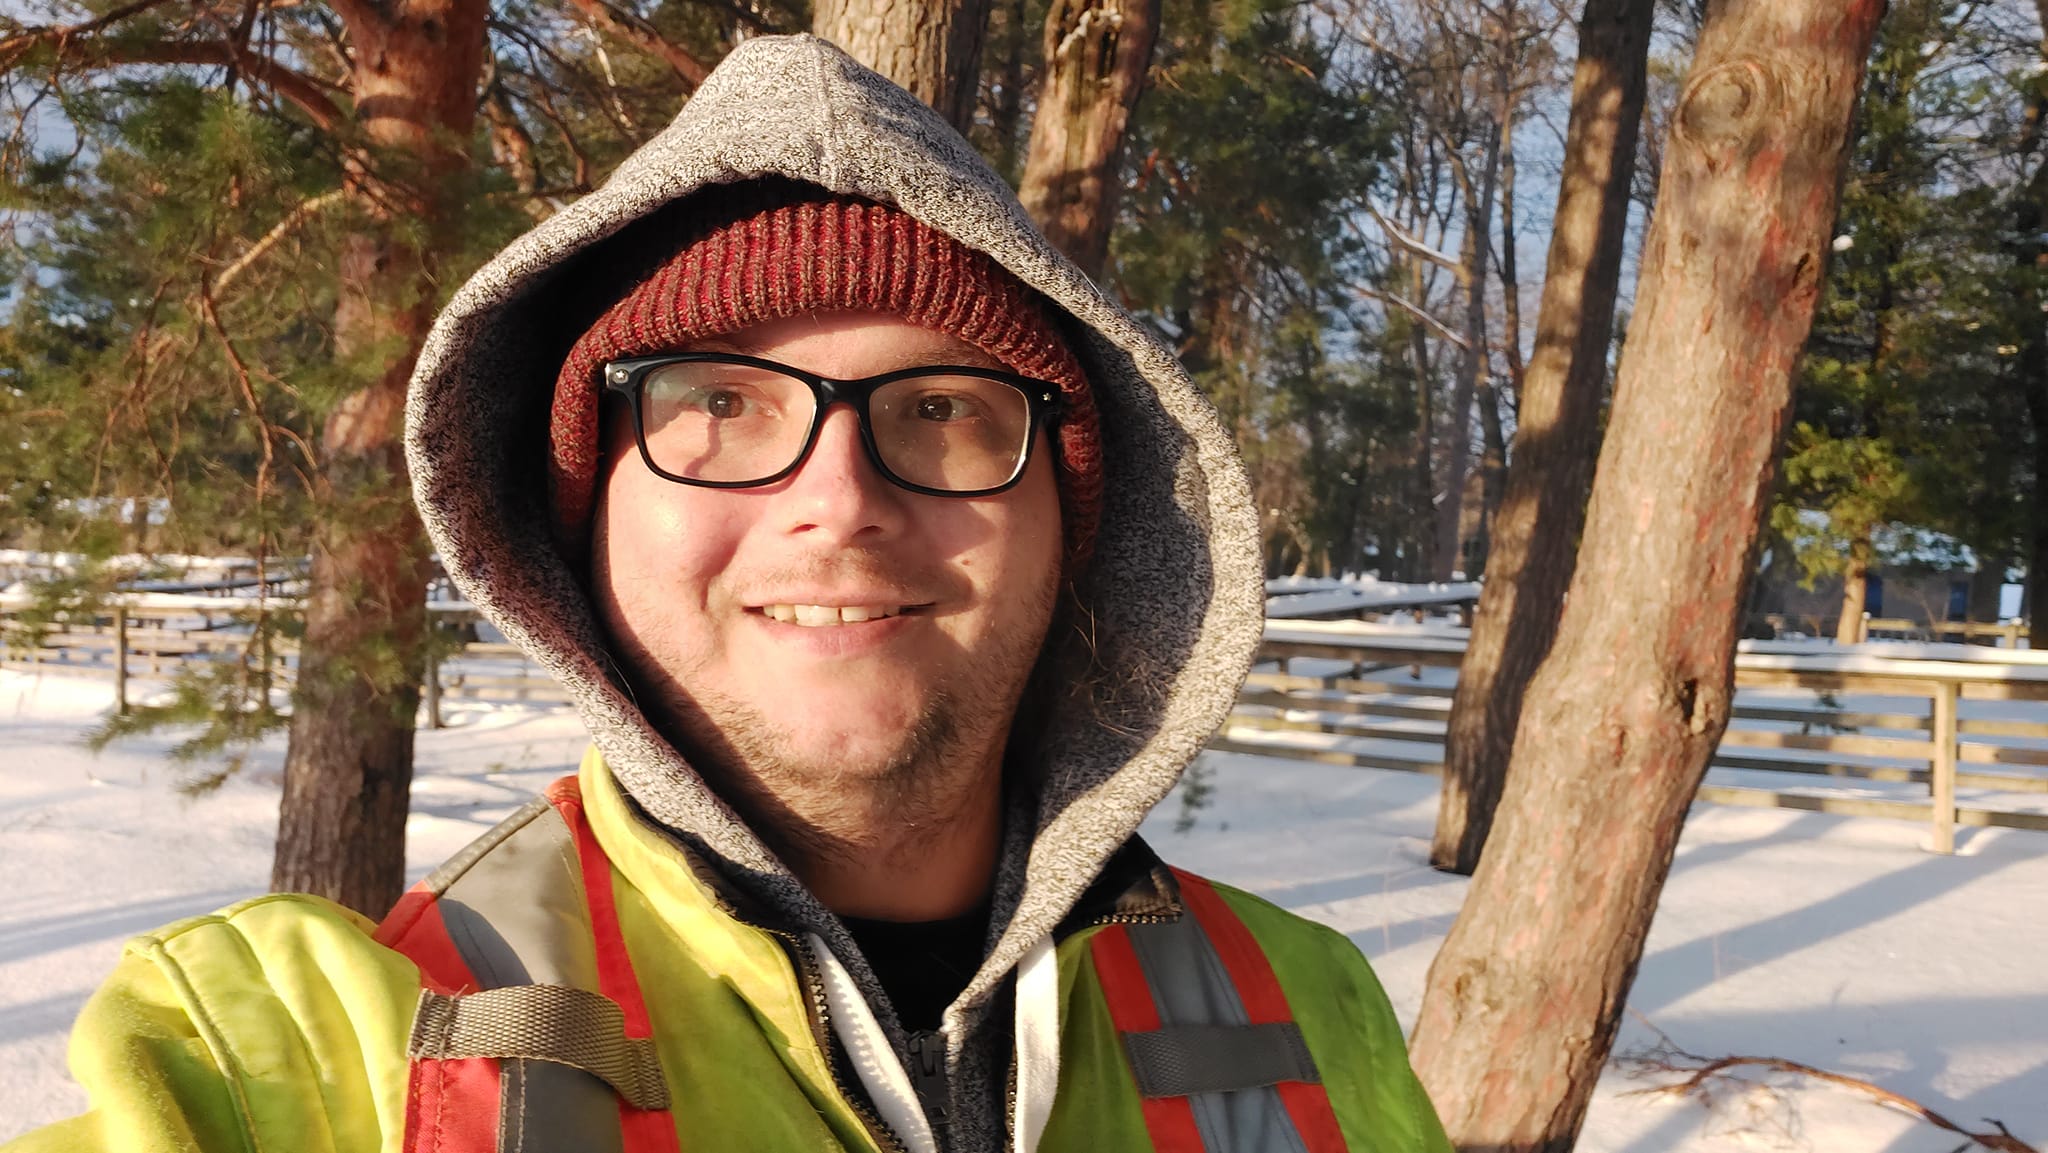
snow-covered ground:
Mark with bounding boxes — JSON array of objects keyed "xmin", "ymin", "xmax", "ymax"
[{"xmin": 2, "ymin": 667, "xmax": 2043, "ymax": 1151}]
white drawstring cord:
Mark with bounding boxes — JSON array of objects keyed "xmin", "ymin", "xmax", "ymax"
[
  {"xmin": 809, "ymin": 933, "xmax": 941, "ymax": 1153},
  {"xmin": 1012, "ymin": 933, "xmax": 1061, "ymax": 1153}
]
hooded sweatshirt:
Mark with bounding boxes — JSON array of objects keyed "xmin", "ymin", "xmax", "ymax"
[
  {"xmin": 404, "ymin": 33, "xmax": 1269, "ymax": 1146},
  {"xmin": 6, "ymin": 34, "xmax": 1449, "ymax": 1153}
]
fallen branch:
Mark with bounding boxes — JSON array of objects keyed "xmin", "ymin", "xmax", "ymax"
[{"xmin": 1620, "ymin": 1013, "xmax": 2038, "ymax": 1153}]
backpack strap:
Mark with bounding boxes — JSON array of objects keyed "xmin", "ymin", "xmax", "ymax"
[
  {"xmin": 374, "ymin": 775, "xmax": 678, "ymax": 1153},
  {"xmin": 1088, "ymin": 869, "xmax": 1348, "ymax": 1153}
]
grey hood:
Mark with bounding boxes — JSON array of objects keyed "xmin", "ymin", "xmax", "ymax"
[{"xmin": 405, "ymin": 27, "xmax": 1263, "ymax": 1123}]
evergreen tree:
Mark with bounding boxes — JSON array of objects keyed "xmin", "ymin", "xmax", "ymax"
[
  {"xmin": 1109, "ymin": 0, "xmax": 1398, "ymax": 575},
  {"xmin": 1777, "ymin": 0, "xmax": 2031, "ymax": 634},
  {"xmin": 0, "ymin": 0, "xmax": 756, "ymax": 913}
]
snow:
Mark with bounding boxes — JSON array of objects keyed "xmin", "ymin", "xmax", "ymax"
[
  {"xmin": 3, "ymin": 667, "xmax": 2045, "ymax": 1150},
  {"xmin": 1264, "ymin": 579, "xmax": 1482, "ymax": 621}
]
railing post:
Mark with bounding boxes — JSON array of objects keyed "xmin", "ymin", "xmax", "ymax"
[
  {"xmin": 114, "ymin": 605, "xmax": 129, "ymax": 716},
  {"xmin": 1930, "ymin": 679, "xmax": 1958, "ymax": 855}
]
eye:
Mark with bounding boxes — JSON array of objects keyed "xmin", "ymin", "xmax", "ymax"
[
  {"xmin": 913, "ymin": 393, "xmax": 982, "ymax": 422},
  {"xmin": 688, "ymin": 387, "xmax": 752, "ymax": 418}
]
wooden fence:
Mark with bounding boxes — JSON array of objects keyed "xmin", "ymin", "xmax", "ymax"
[
  {"xmin": 9, "ymin": 600, "xmax": 2048, "ymax": 851},
  {"xmin": 0, "ymin": 599, "xmax": 569, "ymax": 726},
  {"xmin": 1229, "ymin": 623, "xmax": 2048, "ymax": 853}
]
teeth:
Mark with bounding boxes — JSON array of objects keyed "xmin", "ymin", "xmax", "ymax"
[{"xmin": 762, "ymin": 604, "xmax": 904, "ymax": 627}]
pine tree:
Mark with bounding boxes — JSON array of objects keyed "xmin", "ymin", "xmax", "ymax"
[
  {"xmin": 1109, "ymin": 0, "xmax": 1396, "ymax": 574},
  {"xmin": 1777, "ymin": 0, "xmax": 2031, "ymax": 636},
  {"xmin": 0, "ymin": 0, "xmax": 765, "ymax": 913}
]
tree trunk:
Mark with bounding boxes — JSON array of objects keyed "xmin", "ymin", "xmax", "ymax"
[
  {"xmin": 1430, "ymin": 0, "xmax": 1655, "ymax": 876},
  {"xmin": 1835, "ymin": 534, "xmax": 1871, "ymax": 644},
  {"xmin": 813, "ymin": 0, "xmax": 993, "ymax": 131},
  {"xmin": 988, "ymin": 0, "xmax": 1028, "ymax": 180},
  {"xmin": 1432, "ymin": 124, "xmax": 1503, "ymax": 580},
  {"xmin": 2017, "ymin": 2, "xmax": 2048, "ymax": 642},
  {"xmin": 1410, "ymin": 257, "xmax": 1439, "ymax": 581},
  {"xmin": 271, "ymin": 0, "xmax": 488, "ymax": 917},
  {"xmin": 1969, "ymin": 552, "xmax": 2009, "ymax": 627},
  {"xmin": 1016, "ymin": 0, "xmax": 1161, "ymax": 279},
  {"xmin": 1409, "ymin": 3, "xmax": 1883, "ymax": 1147},
  {"xmin": 1472, "ymin": 116, "xmax": 1521, "ymax": 574}
]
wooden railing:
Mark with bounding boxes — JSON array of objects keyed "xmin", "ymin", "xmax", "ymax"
[
  {"xmin": 1231, "ymin": 623, "xmax": 2048, "ymax": 853},
  {"xmin": 10, "ymin": 600, "xmax": 2047, "ymax": 851},
  {"xmin": 0, "ymin": 598, "xmax": 569, "ymax": 725}
]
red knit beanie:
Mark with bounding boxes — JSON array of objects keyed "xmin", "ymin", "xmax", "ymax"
[{"xmin": 551, "ymin": 185, "xmax": 1103, "ymax": 568}]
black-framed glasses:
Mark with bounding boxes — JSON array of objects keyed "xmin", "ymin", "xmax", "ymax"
[{"xmin": 602, "ymin": 353, "xmax": 1063, "ymax": 497}]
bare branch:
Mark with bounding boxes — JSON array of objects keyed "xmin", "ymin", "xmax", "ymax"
[
  {"xmin": 1362, "ymin": 203, "xmax": 1465, "ymax": 278},
  {"xmin": 1355, "ymin": 285, "xmax": 1470, "ymax": 350},
  {"xmin": 555, "ymin": 0, "xmax": 709, "ymax": 87},
  {"xmin": 0, "ymin": 0, "xmax": 182, "ymax": 65},
  {"xmin": 12, "ymin": 33, "xmax": 348, "ymax": 133},
  {"xmin": 213, "ymin": 188, "xmax": 348, "ymax": 296}
]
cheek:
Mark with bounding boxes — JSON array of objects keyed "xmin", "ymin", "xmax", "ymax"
[
  {"xmin": 965, "ymin": 457, "xmax": 1064, "ymax": 624},
  {"xmin": 591, "ymin": 457, "xmax": 739, "ymax": 640}
]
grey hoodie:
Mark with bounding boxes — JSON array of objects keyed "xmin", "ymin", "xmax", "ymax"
[{"xmin": 405, "ymin": 32, "xmax": 1265, "ymax": 1152}]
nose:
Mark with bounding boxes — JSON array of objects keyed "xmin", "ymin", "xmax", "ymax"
[{"xmin": 772, "ymin": 403, "xmax": 910, "ymax": 543}]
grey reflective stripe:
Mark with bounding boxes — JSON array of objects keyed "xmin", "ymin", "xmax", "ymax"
[
  {"xmin": 1121, "ymin": 914, "xmax": 1322, "ymax": 1153},
  {"xmin": 1122, "ymin": 1022, "xmax": 1318, "ymax": 1097},
  {"xmin": 430, "ymin": 800, "xmax": 601, "ymax": 990},
  {"xmin": 411, "ymin": 985, "xmax": 671, "ymax": 1111},
  {"xmin": 502, "ymin": 1059, "xmax": 628, "ymax": 1153},
  {"xmin": 1126, "ymin": 908, "xmax": 1244, "ymax": 1024}
]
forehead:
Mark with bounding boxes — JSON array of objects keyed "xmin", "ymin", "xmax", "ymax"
[{"xmin": 681, "ymin": 311, "xmax": 1013, "ymax": 375}]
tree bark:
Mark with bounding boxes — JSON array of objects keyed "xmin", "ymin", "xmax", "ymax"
[
  {"xmin": 2016, "ymin": 2, "xmax": 2048, "ymax": 641},
  {"xmin": 987, "ymin": 0, "xmax": 1027, "ymax": 180},
  {"xmin": 1835, "ymin": 534, "xmax": 1871, "ymax": 643},
  {"xmin": 1473, "ymin": 112, "xmax": 1522, "ymax": 572},
  {"xmin": 1969, "ymin": 552, "xmax": 2009, "ymax": 627},
  {"xmin": 1409, "ymin": 2, "xmax": 1883, "ymax": 1147},
  {"xmin": 271, "ymin": 0, "xmax": 487, "ymax": 917},
  {"xmin": 1430, "ymin": 0, "xmax": 1654, "ymax": 876},
  {"xmin": 1410, "ymin": 256, "xmax": 1439, "ymax": 581},
  {"xmin": 1015, "ymin": 0, "xmax": 1160, "ymax": 279},
  {"xmin": 812, "ymin": 0, "xmax": 993, "ymax": 131},
  {"xmin": 1431, "ymin": 123, "xmax": 1503, "ymax": 580}
]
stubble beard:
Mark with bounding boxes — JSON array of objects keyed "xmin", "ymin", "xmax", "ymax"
[{"xmin": 669, "ymin": 590, "xmax": 1055, "ymax": 876}]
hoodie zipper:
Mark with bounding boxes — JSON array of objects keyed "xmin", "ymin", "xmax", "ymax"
[
  {"xmin": 906, "ymin": 1030, "xmax": 950, "ymax": 1143},
  {"xmin": 768, "ymin": 927, "xmax": 914, "ymax": 1153},
  {"xmin": 773, "ymin": 904, "xmax": 1178, "ymax": 1152}
]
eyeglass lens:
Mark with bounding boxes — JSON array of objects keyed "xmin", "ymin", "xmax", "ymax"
[{"xmin": 639, "ymin": 360, "xmax": 1036, "ymax": 491}]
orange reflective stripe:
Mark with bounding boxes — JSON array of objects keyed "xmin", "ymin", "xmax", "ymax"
[
  {"xmin": 1090, "ymin": 925, "xmax": 1208, "ymax": 1153},
  {"xmin": 381, "ymin": 889, "xmax": 498, "ymax": 1152},
  {"xmin": 377, "ymin": 889, "xmax": 482, "ymax": 996},
  {"xmin": 402, "ymin": 1055, "xmax": 504, "ymax": 1153},
  {"xmin": 548, "ymin": 776, "xmax": 681, "ymax": 1153},
  {"xmin": 1171, "ymin": 870, "xmax": 1347, "ymax": 1153}
]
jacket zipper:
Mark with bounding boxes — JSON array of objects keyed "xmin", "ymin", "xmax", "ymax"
[
  {"xmin": 768, "ymin": 927, "xmax": 914, "ymax": 1153},
  {"xmin": 774, "ymin": 908, "xmax": 1180, "ymax": 1153},
  {"xmin": 906, "ymin": 1029, "xmax": 950, "ymax": 1144}
]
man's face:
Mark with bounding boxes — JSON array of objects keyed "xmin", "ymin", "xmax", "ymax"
[{"xmin": 590, "ymin": 311, "xmax": 1065, "ymax": 809}]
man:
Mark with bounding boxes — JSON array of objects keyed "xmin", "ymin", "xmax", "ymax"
[{"xmin": 9, "ymin": 35, "xmax": 1451, "ymax": 1153}]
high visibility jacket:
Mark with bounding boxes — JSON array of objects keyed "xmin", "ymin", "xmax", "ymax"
[{"xmin": 5, "ymin": 754, "xmax": 1451, "ymax": 1153}]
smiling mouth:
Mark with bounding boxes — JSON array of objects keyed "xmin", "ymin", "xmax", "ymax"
[{"xmin": 750, "ymin": 603, "xmax": 931, "ymax": 627}]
